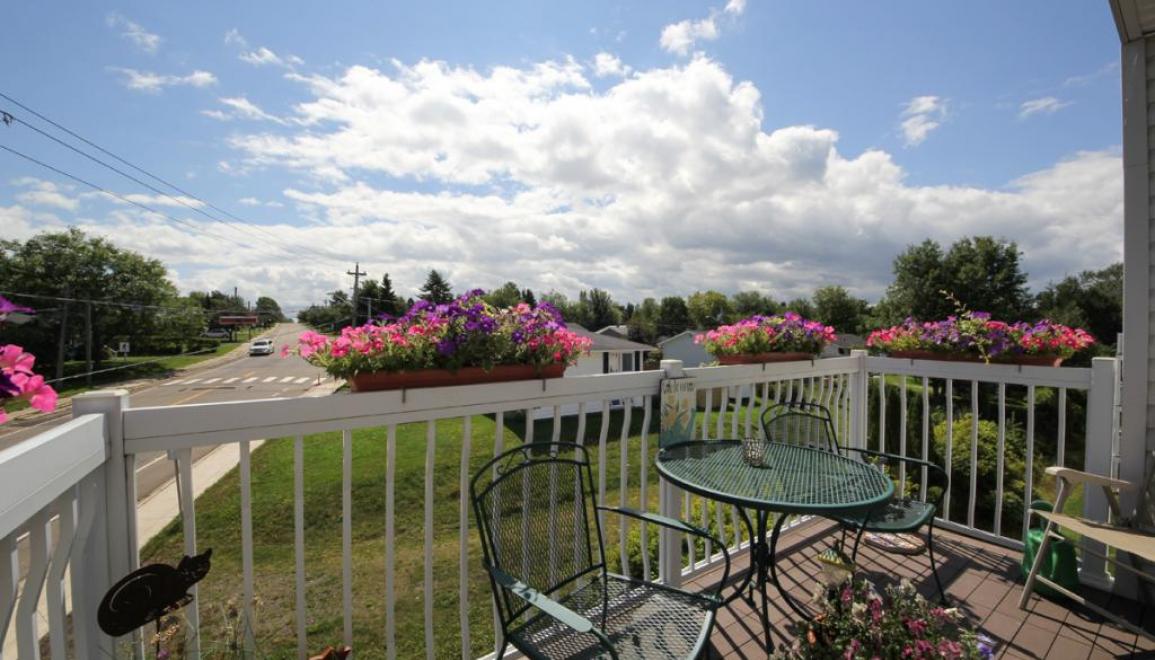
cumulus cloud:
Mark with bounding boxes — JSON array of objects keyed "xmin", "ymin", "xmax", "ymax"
[
  {"xmin": 900, "ymin": 95, "xmax": 947, "ymax": 147},
  {"xmin": 181, "ymin": 56, "xmax": 1120, "ymax": 309},
  {"xmin": 12, "ymin": 56, "xmax": 1119, "ymax": 312},
  {"xmin": 111, "ymin": 67, "xmax": 217, "ymax": 93},
  {"xmin": 12, "ymin": 178, "xmax": 78, "ymax": 211},
  {"xmin": 106, "ymin": 13, "xmax": 161, "ymax": 54},
  {"xmin": 1019, "ymin": 96, "xmax": 1072, "ymax": 119},
  {"xmin": 659, "ymin": 0, "xmax": 744, "ymax": 56},
  {"xmin": 593, "ymin": 52, "xmax": 630, "ymax": 78}
]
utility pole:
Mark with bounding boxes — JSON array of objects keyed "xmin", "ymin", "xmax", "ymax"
[
  {"xmin": 55, "ymin": 288, "xmax": 70, "ymax": 381},
  {"xmin": 85, "ymin": 302, "xmax": 93, "ymax": 385},
  {"xmin": 347, "ymin": 262, "xmax": 367, "ymax": 327}
]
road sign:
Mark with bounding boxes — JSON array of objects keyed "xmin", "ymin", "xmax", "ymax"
[{"xmin": 119, "ymin": 341, "xmax": 130, "ymax": 354}]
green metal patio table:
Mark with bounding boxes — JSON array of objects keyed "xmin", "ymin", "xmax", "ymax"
[{"xmin": 655, "ymin": 439, "xmax": 894, "ymax": 649}]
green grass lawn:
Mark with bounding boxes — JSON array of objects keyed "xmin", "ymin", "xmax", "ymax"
[{"xmin": 140, "ymin": 407, "xmax": 676, "ymax": 659}]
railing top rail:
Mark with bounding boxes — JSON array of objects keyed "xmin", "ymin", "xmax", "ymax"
[
  {"xmin": 123, "ymin": 370, "xmax": 666, "ymax": 452},
  {"xmin": 866, "ymin": 356, "xmax": 1094, "ymax": 389},
  {"xmin": 0, "ymin": 413, "xmax": 106, "ymax": 540}
]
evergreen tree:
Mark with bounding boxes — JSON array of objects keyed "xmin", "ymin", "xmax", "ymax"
[
  {"xmin": 522, "ymin": 288, "xmax": 537, "ymax": 306},
  {"xmin": 419, "ymin": 270, "xmax": 453, "ymax": 304}
]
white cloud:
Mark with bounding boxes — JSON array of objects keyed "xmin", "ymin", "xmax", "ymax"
[
  {"xmin": 12, "ymin": 178, "xmax": 78, "ymax": 211},
  {"xmin": 660, "ymin": 18, "xmax": 719, "ymax": 56},
  {"xmin": 225, "ymin": 33, "xmax": 303, "ymax": 69},
  {"xmin": 201, "ymin": 57, "xmax": 1121, "ymax": 309},
  {"xmin": 238, "ymin": 196, "xmax": 284, "ymax": 208},
  {"xmin": 106, "ymin": 13, "xmax": 161, "ymax": 54},
  {"xmin": 111, "ymin": 68, "xmax": 217, "ymax": 93},
  {"xmin": 659, "ymin": 0, "xmax": 745, "ymax": 56},
  {"xmin": 1063, "ymin": 61, "xmax": 1119, "ymax": 87},
  {"xmin": 900, "ymin": 95, "xmax": 947, "ymax": 147},
  {"xmin": 593, "ymin": 52, "xmax": 630, "ymax": 78},
  {"xmin": 202, "ymin": 97, "xmax": 286, "ymax": 124},
  {"xmin": 224, "ymin": 28, "xmax": 247, "ymax": 48},
  {"xmin": 239, "ymin": 47, "xmax": 283, "ymax": 66},
  {"xmin": 724, "ymin": 0, "xmax": 746, "ymax": 15},
  {"xmin": 1019, "ymin": 96, "xmax": 1072, "ymax": 119}
]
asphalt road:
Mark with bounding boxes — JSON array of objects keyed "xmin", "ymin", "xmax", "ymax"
[{"xmin": 0, "ymin": 322, "xmax": 327, "ymax": 499}]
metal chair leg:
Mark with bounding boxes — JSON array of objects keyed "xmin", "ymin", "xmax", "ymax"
[{"xmin": 926, "ymin": 521, "xmax": 946, "ymax": 604}]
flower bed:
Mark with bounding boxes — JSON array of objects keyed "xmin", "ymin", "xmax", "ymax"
[
  {"xmin": 694, "ymin": 313, "xmax": 836, "ymax": 361},
  {"xmin": 287, "ymin": 290, "xmax": 591, "ymax": 387},
  {"xmin": 867, "ymin": 312, "xmax": 1094, "ymax": 365},
  {"xmin": 777, "ymin": 579, "xmax": 993, "ymax": 659}
]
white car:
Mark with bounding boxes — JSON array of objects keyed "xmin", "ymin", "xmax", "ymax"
[{"xmin": 248, "ymin": 339, "xmax": 274, "ymax": 356}]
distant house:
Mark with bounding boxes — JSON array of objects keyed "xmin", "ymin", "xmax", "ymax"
[
  {"xmin": 565, "ymin": 325, "xmax": 656, "ymax": 376},
  {"xmin": 823, "ymin": 333, "xmax": 866, "ymax": 357},
  {"xmin": 658, "ymin": 330, "xmax": 710, "ymax": 367}
]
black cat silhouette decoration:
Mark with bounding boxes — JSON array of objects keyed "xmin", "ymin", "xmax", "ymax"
[{"xmin": 98, "ymin": 548, "xmax": 212, "ymax": 637}]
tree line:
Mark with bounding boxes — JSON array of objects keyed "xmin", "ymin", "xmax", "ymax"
[
  {"xmin": 304, "ymin": 236, "xmax": 1120, "ymax": 359},
  {"xmin": 0, "ymin": 229, "xmax": 288, "ymax": 378}
]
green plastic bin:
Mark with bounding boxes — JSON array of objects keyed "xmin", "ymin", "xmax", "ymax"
[{"xmin": 1021, "ymin": 500, "xmax": 1079, "ymax": 599}]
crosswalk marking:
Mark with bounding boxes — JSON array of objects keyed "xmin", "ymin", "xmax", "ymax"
[
  {"xmin": 263, "ymin": 376, "xmax": 279, "ymax": 383},
  {"xmin": 223, "ymin": 377, "xmax": 239, "ymax": 384},
  {"xmin": 243, "ymin": 377, "xmax": 258, "ymax": 383},
  {"xmin": 183, "ymin": 378, "xmax": 201, "ymax": 385},
  {"xmin": 294, "ymin": 377, "xmax": 311, "ymax": 384},
  {"xmin": 279, "ymin": 376, "xmax": 295, "ymax": 383},
  {"xmin": 202, "ymin": 378, "xmax": 221, "ymax": 384}
]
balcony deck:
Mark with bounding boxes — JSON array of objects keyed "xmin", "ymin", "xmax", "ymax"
[{"xmin": 689, "ymin": 520, "xmax": 1155, "ymax": 659}]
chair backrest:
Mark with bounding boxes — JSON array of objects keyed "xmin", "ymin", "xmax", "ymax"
[
  {"xmin": 471, "ymin": 442, "xmax": 604, "ymax": 626},
  {"xmin": 760, "ymin": 400, "xmax": 842, "ymax": 454}
]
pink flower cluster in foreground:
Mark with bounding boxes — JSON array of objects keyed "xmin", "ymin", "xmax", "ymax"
[
  {"xmin": 0, "ymin": 296, "xmax": 58, "ymax": 424},
  {"xmin": 694, "ymin": 312, "xmax": 837, "ymax": 357}
]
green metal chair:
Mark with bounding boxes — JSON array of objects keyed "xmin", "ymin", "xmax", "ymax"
[
  {"xmin": 760, "ymin": 400, "xmax": 949, "ymax": 602},
  {"xmin": 471, "ymin": 442, "xmax": 730, "ymax": 659}
]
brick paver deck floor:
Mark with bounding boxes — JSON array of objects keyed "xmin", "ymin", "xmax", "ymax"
[{"xmin": 684, "ymin": 519, "xmax": 1155, "ymax": 658}]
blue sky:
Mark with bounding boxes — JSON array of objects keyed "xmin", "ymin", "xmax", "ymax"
[{"xmin": 0, "ymin": 1, "xmax": 1124, "ymax": 311}]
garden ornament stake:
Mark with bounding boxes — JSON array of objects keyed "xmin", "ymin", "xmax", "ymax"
[{"xmin": 97, "ymin": 549, "xmax": 213, "ymax": 639}]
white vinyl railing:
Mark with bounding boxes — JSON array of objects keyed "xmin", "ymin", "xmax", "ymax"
[
  {"xmin": 0, "ymin": 414, "xmax": 108, "ymax": 660},
  {"xmin": 0, "ymin": 352, "xmax": 1123, "ymax": 658}
]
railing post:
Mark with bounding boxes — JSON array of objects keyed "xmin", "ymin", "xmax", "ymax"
[
  {"xmin": 658, "ymin": 359, "xmax": 691, "ymax": 587},
  {"xmin": 848, "ymin": 350, "xmax": 869, "ymax": 451},
  {"xmin": 72, "ymin": 389, "xmax": 137, "ymax": 655},
  {"xmin": 1080, "ymin": 358, "xmax": 1116, "ymax": 592}
]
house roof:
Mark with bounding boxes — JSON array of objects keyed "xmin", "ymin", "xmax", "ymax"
[
  {"xmin": 657, "ymin": 329, "xmax": 705, "ymax": 346},
  {"xmin": 567, "ymin": 324, "xmax": 656, "ymax": 352},
  {"xmin": 1112, "ymin": 0, "xmax": 1155, "ymax": 41}
]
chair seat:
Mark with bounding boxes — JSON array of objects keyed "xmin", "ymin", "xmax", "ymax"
[
  {"xmin": 835, "ymin": 498, "xmax": 936, "ymax": 532},
  {"xmin": 1034, "ymin": 510, "xmax": 1155, "ymax": 563},
  {"xmin": 509, "ymin": 574, "xmax": 716, "ymax": 659}
]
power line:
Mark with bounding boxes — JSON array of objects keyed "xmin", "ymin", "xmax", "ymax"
[
  {"xmin": 0, "ymin": 143, "xmax": 273, "ymax": 254},
  {"xmin": 0, "ymin": 92, "xmax": 348, "ymax": 265}
]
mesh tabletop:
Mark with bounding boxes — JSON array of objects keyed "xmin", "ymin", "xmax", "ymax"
[{"xmin": 656, "ymin": 441, "xmax": 894, "ymax": 516}]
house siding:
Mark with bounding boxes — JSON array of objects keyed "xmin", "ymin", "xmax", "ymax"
[{"xmin": 1123, "ymin": 35, "xmax": 1154, "ymax": 506}]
